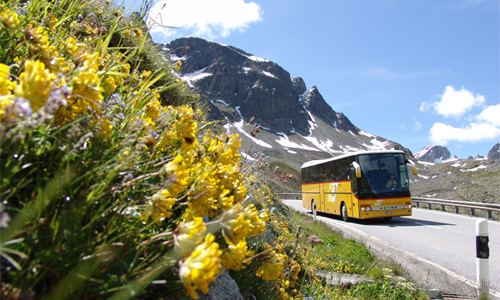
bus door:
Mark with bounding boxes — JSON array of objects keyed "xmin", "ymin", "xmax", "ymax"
[
  {"xmin": 322, "ymin": 182, "xmax": 333, "ymax": 213},
  {"xmin": 321, "ymin": 181, "xmax": 342, "ymax": 215},
  {"xmin": 317, "ymin": 182, "xmax": 325, "ymax": 212}
]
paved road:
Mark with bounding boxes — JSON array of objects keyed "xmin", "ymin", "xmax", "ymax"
[{"xmin": 282, "ymin": 199, "xmax": 500, "ymax": 298}]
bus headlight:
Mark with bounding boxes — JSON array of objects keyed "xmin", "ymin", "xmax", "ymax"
[{"xmin": 361, "ymin": 206, "xmax": 372, "ymax": 211}]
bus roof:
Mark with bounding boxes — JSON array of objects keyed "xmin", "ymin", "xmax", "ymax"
[{"xmin": 301, "ymin": 150, "xmax": 405, "ymax": 169}]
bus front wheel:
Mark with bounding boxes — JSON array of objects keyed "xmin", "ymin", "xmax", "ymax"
[{"xmin": 341, "ymin": 203, "xmax": 349, "ymax": 222}]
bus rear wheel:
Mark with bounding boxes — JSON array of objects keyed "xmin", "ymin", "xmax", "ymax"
[{"xmin": 341, "ymin": 203, "xmax": 349, "ymax": 222}]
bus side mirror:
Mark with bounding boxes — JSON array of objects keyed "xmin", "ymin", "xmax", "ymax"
[
  {"xmin": 352, "ymin": 162, "xmax": 361, "ymax": 178},
  {"xmin": 407, "ymin": 160, "xmax": 418, "ymax": 175}
]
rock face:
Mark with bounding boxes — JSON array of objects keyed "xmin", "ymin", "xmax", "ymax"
[
  {"xmin": 487, "ymin": 142, "xmax": 500, "ymax": 161},
  {"xmin": 414, "ymin": 145, "xmax": 452, "ymax": 163},
  {"xmin": 197, "ymin": 270, "xmax": 244, "ymax": 300},
  {"xmin": 165, "ymin": 37, "xmax": 357, "ymax": 136}
]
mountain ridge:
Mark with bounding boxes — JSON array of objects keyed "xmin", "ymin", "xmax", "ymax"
[{"xmin": 163, "ymin": 37, "xmax": 411, "ymax": 172}]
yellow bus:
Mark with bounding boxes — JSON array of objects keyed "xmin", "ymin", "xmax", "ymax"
[{"xmin": 301, "ymin": 150, "xmax": 417, "ymax": 221}]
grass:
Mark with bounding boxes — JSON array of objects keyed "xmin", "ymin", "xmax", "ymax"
[{"xmin": 285, "ymin": 208, "xmax": 431, "ymax": 299}]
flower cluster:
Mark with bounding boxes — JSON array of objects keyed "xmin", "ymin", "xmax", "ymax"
[
  {"xmin": 331, "ymin": 260, "xmax": 360, "ymax": 274},
  {"xmin": 179, "ymin": 234, "xmax": 222, "ymax": 299},
  {"xmin": 0, "ymin": 5, "xmax": 20, "ymax": 30},
  {"xmin": 0, "ymin": 1, "xmax": 313, "ymax": 299},
  {"xmin": 255, "ymin": 244, "xmax": 286, "ymax": 280}
]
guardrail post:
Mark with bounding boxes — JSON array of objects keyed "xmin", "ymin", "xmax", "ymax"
[
  {"xmin": 455, "ymin": 206, "xmax": 459, "ymax": 214},
  {"xmin": 476, "ymin": 218, "xmax": 489, "ymax": 298},
  {"xmin": 471, "ymin": 208, "xmax": 475, "ymax": 216}
]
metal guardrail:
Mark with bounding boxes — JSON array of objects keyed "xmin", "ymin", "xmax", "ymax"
[
  {"xmin": 412, "ymin": 197, "xmax": 500, "ymax": 219},
  {"xmin": 277, "ymin": 193, "xmax": 500, "ymax": 219}
]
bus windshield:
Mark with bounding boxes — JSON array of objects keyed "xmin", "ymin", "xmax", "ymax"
[{"xmin": 354, "ymin": 153, "xmax": 410, "ymax": 198}]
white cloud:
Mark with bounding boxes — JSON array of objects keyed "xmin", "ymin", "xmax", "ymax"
[
  {"xmin": 429, "ymin": 122, "xmax": 500, "ymax": 145},
  {"xmin": 147, "ymin": 0, "xmax": 262, "ymax": 40},
  {"xmin": 477, "ymin": 103, "xmax": 500, "ymax": 127},
  {"xmin": 420, "ymin": 86, "xmax": 485, "ymax": 118}
]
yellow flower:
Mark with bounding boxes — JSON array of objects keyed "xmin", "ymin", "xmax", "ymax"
[
  {"xmin": 102, "ymin": 76, "xmax": 117, "ymax": 95},
  {"xmin": 123, "ymin": 29, "xmax": 131, "ymax": 38},
  {"xmin": 14, "ymin": 60, "xmax": 56, "ymax": 112},
  {"xmin": 173, "ymin": 217, "xmax": 206, "ymax": 258},
  {"xmin": 143, "ymin": 93, "xmax": 162, "ymax": 121},
  {"xmin": 64, "ymin": 36, "xmax": 79, "ymax": 56},
  {"xmin": 289, "ymin": 259, "xmax": 301, "ymax": 283},
  {"xmin": 156, "ymin": 105, "xmax": 198, "ymax": 150},
  {"xmin": 0, "ymin": 97, "xmax": 15, "ymax": 121},
  {"xmin": 148, "ymin": 189, "xmax": 176, "ymax": 221},
  {"xmin": 141, "ymin": 70, "xmax": 152, "ymax": 79},
  {"xmin": 122, "ymin": 63, "xmax": 131, "ymax": 75},
  {"xmin": 92, "ymin": 116, "xmax": 113, "ymax": 138},
  {"xmin": 175, "ymin": 60, "xmax": 182, "ymax": 70},
  {"xmin": 0, "ymin": 7, "xmax": 20, "ymax": 30},
  {"xmin": 133, "ymin": 28, "xmax": 143, "ymax": 39},
  {"xmin": 0, "ymin": 64, "xmax": 15, "ymax": 96},
  {"xmin": 75, "ymin": 52, "xmax": 101, "ymax": 73},
  {"xmin": 221, "ymin": 240, "xmax": 254, "ymax": 271},
  {"xmin": 179, "ymin": 234, "xmax": 222, "ymax": 299},
  {"xmin": 25, "ymin": 22, "xmax": 49, "ymax": 47},
  {"xmin": 44, "ymin": 13, "xmax": 57, "ymax": 32},
  {"xmin": 255, "ymin": 244, "xmax": 286, "ymax": 280},
  {"xmin": 164, "ymin": 155, "xmax": 189, "ymax": 197},
  {"xmin": 67, "ymin": 71, "xmax": 103, "ymax": 116},
  {"xmin": 221, "ymin": 203, "xmax": 267, "ymax": 244}
]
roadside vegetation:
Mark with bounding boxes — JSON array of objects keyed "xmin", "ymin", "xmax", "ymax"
[
  {"xmin": 281, "ymin": 209, "xmax": 430, "ymax": 300},
  {"xmin": 0, "ymin": 0, "xmax": 432, "ymax": 299}
]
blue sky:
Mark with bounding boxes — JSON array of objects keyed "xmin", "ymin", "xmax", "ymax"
[{"xmin": 122, "ymin": 0, "xmax": 499, "ymax": 159}]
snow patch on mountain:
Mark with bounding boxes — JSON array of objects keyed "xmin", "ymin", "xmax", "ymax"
[
  {"xmin": 460, "ymin": 165, "xmax": 488, "ymax": 172},
  {"xmin": 359, "ymin": 130, "xmax": 375, "ymax": 138},
  {"xmin": 262, "ymin": 71, "xmax": 277, "ymax": 78},
  {"xmin": 275, "ymin": 135, "xmax": 321, "ymax": 152},
  {"xmin": 213, "ymin": 99, "xmax": 230, "ymax": 106},
  {"xmin": 364, "ymin": 138, "xmax": 391, "ymax": 150},
  {"xmin": 180, "ymin": 68, "xmax": 213, "ymax": 87},
  {"xmin": 228, "ymin": 120, "xmax": 272, "ymax": 149},
  {"xmin": 303, "ymin": 136, "xmax": 337, "ymax": 154}
]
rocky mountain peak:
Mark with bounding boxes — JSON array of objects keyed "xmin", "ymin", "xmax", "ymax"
[
  {"xmin": 414, "ymin": 145, "xmax": 453, "ymax": 163},
  {"xmin": 165, "ymin": 37, "xmax": 314, "ymax": 135},
  {"xmin": 487, "ymin": 142, "xmax": 500, "ymax": 161}
]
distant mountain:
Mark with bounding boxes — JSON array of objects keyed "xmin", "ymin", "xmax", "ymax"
[
  {"xmin": 487, "ymin": 142, "xmax": 500, "ymax": 161},
  {"xmin": 414, "ymin": 145, "xmax": 454, "ymax": 163},
  {"xmin": 162, "ymin": 37, "xmax": 412, "ymax": 189}
]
